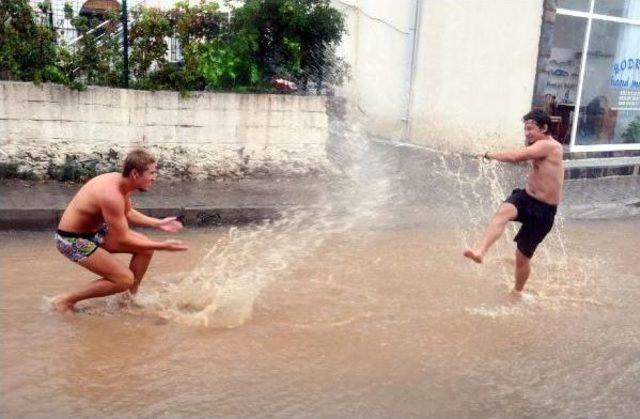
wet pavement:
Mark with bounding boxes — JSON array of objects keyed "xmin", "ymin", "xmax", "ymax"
[
  {"xmin": 1, "ymin": 145, "xmax": 639, "ymax": 230},
  {"xmin": 3, "ymin": 198, "xmax": 640, "ymax": 418},
  {"xmin": 2, "ymin": 140, "xmax": 640, "ymax": 418}
]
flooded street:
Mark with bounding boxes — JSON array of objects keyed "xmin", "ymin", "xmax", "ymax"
[
  {"xmin": 2, "ymin": 216, "xmax": 640, "ymax": 418},
  {"xmin": 4, "ymin": 0, "xmax": 640, "ymax": 415}
]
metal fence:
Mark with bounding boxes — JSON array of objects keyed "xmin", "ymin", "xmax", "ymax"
[{"xmin": 30, "ymin": 0, "xmax": 84, "ymax": 45}]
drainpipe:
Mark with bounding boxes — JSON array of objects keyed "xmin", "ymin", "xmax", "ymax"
[{"xmin": 403, "ymin": 0, "xmax": 424, "ymax": 142}]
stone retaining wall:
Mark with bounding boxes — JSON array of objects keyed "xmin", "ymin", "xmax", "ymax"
[{"xmin": 0, "ymin": 81, "xmax": 332, "ymax": 180}]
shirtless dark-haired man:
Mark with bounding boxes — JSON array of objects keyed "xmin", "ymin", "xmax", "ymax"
[
  {"xmin": 464, "ymin": 110, "xmax": 564, "ymax": 296},
  {"xmin": 52, "ymin": 149, "xmax": 187, "ymax": 312}
]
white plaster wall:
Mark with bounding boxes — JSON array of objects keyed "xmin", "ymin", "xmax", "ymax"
[
  {"xmin": 408, "ymin": 0, "xmax": 544, "ymax": 152},
  {"xmin": 0, "ymin": 82, "xmax": 330, "ymax": 179},
  {"xmin": 332, "ymin": 0, "xmax": 417, "ymax": 139},
  {"xmin": 333, "ymin": 0, "xmax": 544, "ymax": 152}
]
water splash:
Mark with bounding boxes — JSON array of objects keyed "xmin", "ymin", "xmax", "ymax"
[
  {"xmin": 138, "ymin": 110, "xmax": 393, "ymax": 327},
  {"xmin": 132, "ymin": 103, "xmax": 606, "ymax": 327}
]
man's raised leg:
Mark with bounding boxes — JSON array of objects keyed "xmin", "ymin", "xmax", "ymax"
[
  {"xmin": 464, "ymin": 203, "xmax": 518, "ymax": 263},
  {"xmin": 53, "ymin": 248, "xmax": 134, "ymax": 312}
]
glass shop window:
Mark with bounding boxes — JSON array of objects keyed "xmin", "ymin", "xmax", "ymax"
[{"xmin": 534, "ymin": 0, "xmax": 640, "ymax": 150}]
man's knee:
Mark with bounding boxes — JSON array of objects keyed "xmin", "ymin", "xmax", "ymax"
[
  {"xmin": 497, "ymin": 203, "xmax": 517, "ymax": 219},
  {"xmin": 491, "ymin": 209, "xmax": 512, "ymax": 227},
  {"xmin": 113, "ymin": 270, "xmax": 135, "ymax": 290},
  {"xmin": 131, "ymin": 233, "xmax": 154, "ymax": 257},
  {"xmin": 515, "ymin": 251, "xmax": 531, "ymax": 268},
  {"xmin": 136, "ymin": 248, "xmax": 154, "ymax": 258}
]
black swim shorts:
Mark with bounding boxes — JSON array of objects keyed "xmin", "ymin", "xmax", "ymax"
[{"xmin": 504, "ymin": 189, "xmax": 557, "ymax": 258}]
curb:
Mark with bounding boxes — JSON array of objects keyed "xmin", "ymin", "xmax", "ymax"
[{"xmin": 0, "ymin": 206, "xmax": 291, "ymax": 230}]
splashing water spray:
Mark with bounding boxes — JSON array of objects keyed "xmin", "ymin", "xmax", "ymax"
[{"xmin": 134, "ymin": 100, "xmax": 601, "ymax": 326}]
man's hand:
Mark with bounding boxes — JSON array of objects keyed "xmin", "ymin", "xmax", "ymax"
[
  {"xmin": 161, "ymin": 239, "xmax": 188, "ymax": 251},
  {"xmin": 157, "ymin": 217, "xmax": 183, "ymax": 233},
  {"xmin": 475, "ymin": 152, "xmax": 491, "ymax": 161}
]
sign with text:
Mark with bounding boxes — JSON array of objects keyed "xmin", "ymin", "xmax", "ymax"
[{"xmin": 611, "ymin": 57, "xmax": 640, "ymax": 90}]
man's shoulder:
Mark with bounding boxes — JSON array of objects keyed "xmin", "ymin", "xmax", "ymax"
[
  {"xmin": 95, "ymin": 171, "xmax": 121, "ymax": 181},
  {"xmin": 540, "ymin": 138, "xmax": 563, "ymax": 155},
  {"xmin": 541, "ymin": 139, "xmax": 564, "ymax": 167},
  {"xmin": 98, "ymin": 190, "xmax": 126, "ymax": 214},
  {"xmin": 94, "ymin": 175, "xmax": 125, "ymax": 203},
  {"xmin": 84, "ymin": 172, "xmax": 119, "ymax": 187}
]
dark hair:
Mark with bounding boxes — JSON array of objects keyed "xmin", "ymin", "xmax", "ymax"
[
  {"xmin": 123, "ymin": 149, "xmax": 156, "ymax": 177},
  {"xmin": 522, "ymin": 109, "xmax": 552, "ymax": 134}
]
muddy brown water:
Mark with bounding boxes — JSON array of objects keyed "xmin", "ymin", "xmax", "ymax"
[{"xmin": 2, "ymin": 215, "xmax": 639, "ymax": 418}]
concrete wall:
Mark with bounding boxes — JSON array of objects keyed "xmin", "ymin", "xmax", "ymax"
[
  {"xmin": 333, "ymin": 0, "xmax": 545, "ymax": 152},
  {"xmin": 332, "ymin": 0, "xmax": 417, "ymax": 140},
  {"xmin": 409, "ymin": 0, "xmax": 544, "ymax": 151},
  {"xmin": 0, "ymin": 82, "xmax": 330, "ymax": 179}
]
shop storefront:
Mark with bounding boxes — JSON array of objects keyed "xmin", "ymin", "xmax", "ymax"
[{"xmin": 534, "ymin": 0, "xmax": 640, "ymax": 152}]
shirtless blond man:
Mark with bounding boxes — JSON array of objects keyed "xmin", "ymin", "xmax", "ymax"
[
  {"xmin": 464, "ymin": 110, "xmax": 565, "ymax": 294},
  {"xmin": 53, "ymin": 149, "xmax": 187, "ymax": 312}
]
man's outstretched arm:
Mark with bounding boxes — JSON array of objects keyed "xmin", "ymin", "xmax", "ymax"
[
  {"xmin": 484, "ymin": 140, "xmax": 552, "ymax": 163},
  {"xmin": 103, "ymin": 196, "xmax": 186, "ymax": 250},
  {"xmin": 127, "ymin": 207, "xmax": 159, "ymax": 227},
  {"xmin": 127, "ymin": 207, "xmax": 183, "ymax": 233}
]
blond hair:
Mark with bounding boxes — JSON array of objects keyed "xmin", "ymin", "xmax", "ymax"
[{"xmin": 122, "ymin": 149, "xmax": 156, "ymax": 177}]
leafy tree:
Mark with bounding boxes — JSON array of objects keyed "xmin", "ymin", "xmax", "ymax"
[
  {"xmin": 60, "ymin": 3, "xmax": 122, "ymax": 88},
  {"xmin": 1, "ymin": 0, "xmax": 348, "ymax": 94},
  {"xmin": 230, "ymin": 0, "xmax": 347, "ymax": 91},
  {"xmin": 197, "ymin": 29, "xmax": 260, "ymax": 90},
  {"xmin": 170, "ymin": 0, "xmax": 224, "ymax": 46},
  {"xmin": 0, "ymin": 0, "xmax": 68, "ymax": 84},
  {"xmin": 129, "ymin": 7, "xmax": 172, "ymax": 81}
]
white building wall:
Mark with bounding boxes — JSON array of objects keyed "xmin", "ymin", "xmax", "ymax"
[
  {"xmin": 409, "ymin": 0, "xmax": 544, "ymax": 151},
  {"xmin": 334, "ymin": 0, "xmax": 544, "ymax": 152},
  {"xmin": 332, "ymin": 0, "xmax": 417, "ymax": 140}
]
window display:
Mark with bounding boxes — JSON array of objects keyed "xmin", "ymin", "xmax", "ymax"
[{"xmin": 534, "ymin": 0, "xmax": 640, "ymax": 150}]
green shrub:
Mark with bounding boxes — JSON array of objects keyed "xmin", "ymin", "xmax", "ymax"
[
  {"xmin": 0, "ymin": 0, "xmax": 69, "ymax": 85},
  {"xmin": 0, "ymin": 162, "xmax": 39, "ymax": 180},
  {"xmin": 62, "ymin": 2, "xmax": 123, "ymax": 88},
  {"xmin": 622, "ymin": 116, "xmax": 640, "ymax": 143},
  {"xmin": 1, "ymin": 0, "xmax": 348, "ymax": 93},
  {"xmin": 231, "ymin": 0, "xmax": 347, "ymax": 91},
  {"xmin": 103, "ymin": 0, "xmax": 348, "ymax": 92},
  {"xmin": 47, "ymin": 156, "xmax": 98, "ymax": 182}
]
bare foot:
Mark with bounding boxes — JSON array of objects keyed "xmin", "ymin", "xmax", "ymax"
[
  {"xmin": 116, "ymin": 292, "xmax": 142, "ymax": 309},
  {"xmin": 508, "ymin": 290, "xmax": 523, "ymax": 304},
  {"xmin": 52, "ymin": 295, "xmax": 75, "ymax": 313},
  {"xmin": 463, "ymin": 249, "xmax": 483, "ymax": 264}
]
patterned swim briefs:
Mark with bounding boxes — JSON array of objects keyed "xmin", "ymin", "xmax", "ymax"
[{"xmin": 55, "ymin": 224, "xmax": 108, "ymax": 262}]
